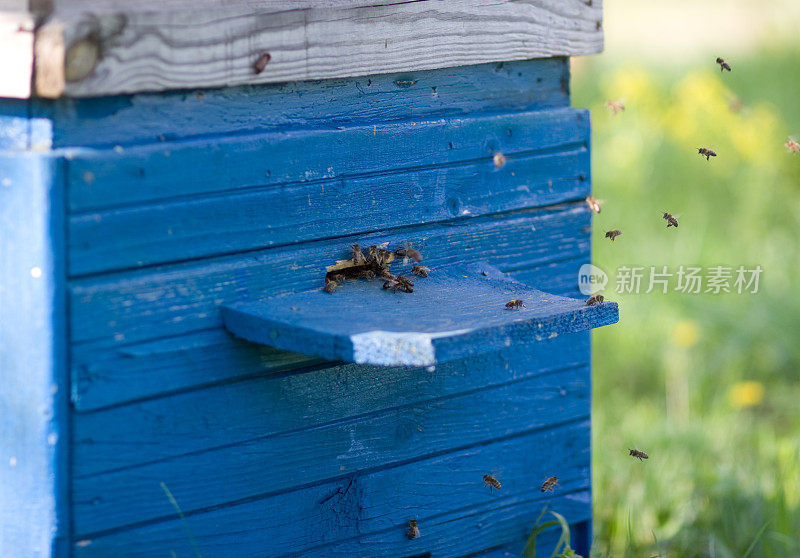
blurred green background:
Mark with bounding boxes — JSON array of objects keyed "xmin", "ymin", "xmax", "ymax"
[{"xmin": 572, "ymin": 1, "xmax": 800, "ymax": 556}]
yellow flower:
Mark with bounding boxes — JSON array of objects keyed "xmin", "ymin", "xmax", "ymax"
[
  {"xmin": 671, "ymin": 320, "xmax": 699, "ymax": 348},
  {"xmin": 728, "ymin": 381, "xmax": 765, "ymax": 409}
]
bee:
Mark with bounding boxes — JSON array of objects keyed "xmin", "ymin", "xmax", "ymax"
[
  {"xmin": 367, "ymin": 244, "xmax": 378, "ymax": 264},
  {"xmin": 253, "ymin": 52, "xmax": 271, "ymax": 74},
  {"xmin": 629, "ymin": 448, "xmax": 649, "ymax": 461},
  {"xmin": 505, "ymin": 299, "xmax": 525, "ymax": 310},
  {"xmin": 395, "ymin": 246, "xmax": 423, "ymax": 263},
  {"xmin": 323, "ymin": 279, "xmax": 338, "ymax": 294},
  {"xmin": 586, "ymin": 295, "xmax": 604, "ymax": 306},
  {"xmin": 785, "ymin": 137, "xmax": 800, "ymax": 153},
  {"xmin": 716, "ymin": 57, "xmax": 731, "ymax": 72},
  {"xmin": 605, "ymin": 100, "xmax": 625, "ymax": 115},
  {"xmin": 540, "ymin": 476, "xmax": 559, "ymax": 492},
  {"xmin": 663, "ymin": 212, "xmax": 679, "ymax": 228},
  {"xmin": 605, "ymin": 229, "xmax": 622, "ymax": 242},
  {"xmin": 493, "ymin": 153, "xmax": 506, "ymax": 168},
  {"xmin": 483, "ymin": 474, "xmax": 501, "ymax": 492},
  {"xmin": 352, "ymin": 244, "xmax": 366, "ymax": 265},
  {"xmin": 585, "ymin": 196, "xmax": 602, "ymax": 214},
  {"xmin": 358, "ymin": 269, "xmax": 376, "ymax": 280},
  {"xmin": 383, "ymin": 274, "xmax": 414, "ymax": 293},
  {"xmin": 407, "ymin": 519, "xmax": 420, "ymax": 540},
  {"xmin": 411, "ymin": 266, "xmax": 429, "ymax": 278},
  {"xmin": 697, "ymin": 147, "xmax": 717, "ymax": 161}
]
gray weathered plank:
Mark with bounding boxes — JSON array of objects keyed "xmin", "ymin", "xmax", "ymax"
[{"xmin": 27, "ymin": 0, "xmax": 603, "ymax": 97}]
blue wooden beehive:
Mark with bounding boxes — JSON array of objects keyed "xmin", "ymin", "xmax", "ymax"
[{"xmin": 0, "ymin": 1, "xmax": 614, "ymax": 556}]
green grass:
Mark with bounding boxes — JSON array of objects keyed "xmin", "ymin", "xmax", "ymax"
[{"xmin": 572, "ymin": 45, "xmax": 800, "ymax": 557}]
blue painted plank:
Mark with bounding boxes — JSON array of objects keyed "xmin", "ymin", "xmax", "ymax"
[
  {"xmin": 69, "ymin": 204, "xmax": 591, "ymax": 351},
  {"xmin": 65, "ymin": 107, "xmax": 588, "ymax": 213},
  {"xmin": 0, "ymin": 98, "xmax": 30, "ymax": 150},
  {"xmin": 37, "ymin": 58, "xmax": 568, "ymax": 149},
  {"xmin": 223, "ymin": 261, "xmax": 616, "ymax": 366},
  {"xmin": 73, "ymin": 333, "xmax": 588, "ymax": 468},
  {"xmin": 0, "ymin": 152, "xmax": 68, "ymax": 557},
  {"xmin": 72, "ymin": 366, "xmax": 590, "ymax": 534},
  {"xmin": 68, "ymin": 144, "xmax": 589, "ymax": 275},
  {"xmin": 72, "ymin": 420, "xmax": 589, "ymax": 553}
]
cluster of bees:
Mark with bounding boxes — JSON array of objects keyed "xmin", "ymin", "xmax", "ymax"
[{"xmin": 323, "ymin": 243, "xmax": 428, "ymax": 294}]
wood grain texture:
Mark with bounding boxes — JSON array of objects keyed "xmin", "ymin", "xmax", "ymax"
[
  {"xmin": 73, "ymin": 411, "xmax": 590, "ymax": 539},
  {"xmin": 71, "ymin": 276, "xmax": 587, "ymax": 412},
  {"xmin": 223, "ymin": 261, "xmax": 616, "ymax": 366},
  {"xmin": 68, "ymin": 137, "xmax": 589, "ymax": 275},
  {"xmin": 73, "ymin": 427, "xmax": 589, "ymax": 556},
  {"xmin": 40, "ymin": 57, "xmax": 569, "ymax": 149},
  {"xmin": 0, "ymin": 152, "xmax": 68, "ymax": 556},
  {"xmin": 37, "ymin": 0, "xmax": 602, "ymax": 97},
  {"xmin": 74, "ymin": 335, "xmax": 588, "ymax": 475},
  {"xmin": 69, "ymin": 205, "xmax": 592, "ymax": 351},
  {"xmin": 65, "ymin": 107, "xmax": 588, "ymax": 214}
]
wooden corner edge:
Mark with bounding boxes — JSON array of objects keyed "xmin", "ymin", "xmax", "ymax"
[{"xmin": 33, "ymin": 19, "xmax": 64, "ymax": 98}]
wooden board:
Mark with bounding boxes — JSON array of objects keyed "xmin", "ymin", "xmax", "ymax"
[
  {"xmin": 38, "ymin": 57, "xmax": 569, "ymax": 149},
  {"xmin": 73, "ymin": 425, "xmax": 589, "ymax": 555},
  {"xmin": 0, "ymin": 10, "xmax": 34, "ymax": 98},
  {"xmin": 0, "ymin": 152, "xmax": 68, "ymax": 556},
  {"xmin": 14, "ymin": 0, "xmax": 603, "ymax": 98},
  {"xmin": 223, "ymin": 261, "xmax": 616, "ymax": 366}
]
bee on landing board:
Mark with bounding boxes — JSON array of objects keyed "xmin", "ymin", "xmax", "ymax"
[
  {"xmin": 585, "ymin": 196, "xmax": 602, "ymax": 214},
  {"xmin": 352, "ymin": 244, "xmax": 366, "ymax": 265},
  {"xmin": 383, "ymin": 274, "xmax": 414, "ymax": 293},
  {"xmin": 586, "ymin": 295, "xmax": 604, "ymax": 306},
  {"xmin": 629, "ymin": 448, "xmax": 649, "ymax": 461},
  {"xmin": 483, "ymin": 474, "xmax": 501, "ymax": 492},
  {"xmin": 785, "ymin": 137, "xmax": 800, "ymax": 153},
  {"xmin": 540, "ymin": 476, "xmax": 559, "ymax": 492},
  {"xmin": 716, "ymin": 57, "xmax": 732, "ymax": 72},
  {"xmin": 323, "ymin": 279, "xmax": 337, "ymax": 294},
  {"xmin": 663, "ymin": 212, "xmax": 679, "ymax": 228},
  {"xmin": 605, "ymin": 229, "xmax": 622, "ymax": 242},
  {"xmin": 698, "ymin": 147, "xmax": 717, "ymax": 161},
  {"xmin": 411, "ymin": 266, "xmax": 429, "ymax": 278},
  {"xmin": 605, "ymin": 100, "xmax": 625, "ymax": 115},
  {"xmin": 407, "ymin": 519, "xmax": 420, "ymax": 540},
  {"xmin": 505, "ymin": 299, "xmax": 525, "ymax": 310}
]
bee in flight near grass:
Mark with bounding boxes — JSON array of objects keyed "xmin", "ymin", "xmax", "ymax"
[
  {"xmin": 785, "ymin": 137, "xmax": 800, "ymax": 154},
  {"xmin": 605, "ymin": 229, "xmax": 622, "ymax": 242},
  {"xmin": 697, "ymin": 147, "xmax": 717, "ymax": 160},
  {"xmin": 586, "ymin": 295, "xmax": 604, "ymax": 306},
  {"xmin": 540, "ymin": 476, "xmax": 559, "ymax": 492},
  {"xmin": 585, "ymin": 196, "xmax": 602, "ymax": 214},
  {"xmin": 716, "ymin": 57, "xmax": 732, "ymax": 72},
  {"xmin": 629, "ymin": 448, "xmax": 649, "ymax": 461},
  {"xmin": 407, "ymin": 519, "xmax": 420, "ymax": 540},
  {"xmin": 505, "ymin": 299, "xmax": 525, "ymax": 310},
  {"xmin": 483, "ymin": 474, "xmax": 501, "ymax": 492},
  {"xmin": 605, "ymin": 100, "xmax": 625, "ymax": 115},
  {"xmin": 663, "ymin": 212, "xmax": 679, "ymax": 228}
]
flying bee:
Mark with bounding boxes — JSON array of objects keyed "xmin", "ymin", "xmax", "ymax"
[
  {"xmin": 585, "ymin": 196, "xmax": 602, "ymax": 214},
  {"xmin": 663, "ymin": 212, "xmax": 679, "ymax": 228},
  {"xmin": 629, "ymin": 448, "xmax": 649, "ymax": 461},
  {"xmin": 505, "ymin": 299, "xmax": 525, "ymax": 310},
  {"xmin": 605, "ymin": 229, "xmax": 622, "ymax": 242},
  {"xmin": 716, "ymin": 57, "xmax": 731, "ymax": 72},
  {"xmin": 323, "ymin": 279, "xmax": 338, "ymax": 294},
  {"xmin": 586, "ymin": 295, "xmax": 604, "ymax": 306},
  {"xmin": 605, "ymin": 99, "xmax": 625, "ymax": 115},
  {"xmin": 483, "ymin": 474, "xmax": 501, "ymax": 492},
  {"xmin": 493, "ymin": 153, "xmax": 506, "ymax": 168},
  {"xmin": 352, "ymin": 244, "xmax": 366, "ymax": 265},
  {"xmin": 540, "ymin": 476, "xmax": 559, "ymax": 492},
  {"xmin": 411, "ymin": 266, "xmax": 429, "ymax": 278},
  {"xmin": 395, "ymin": 245, "xmax": 423, "ymax": 263},
  {"xmin": 785, "ymin": 137, "xmax": 800, "ymax": 153},
  {"xmin": 407, "ymin": 519, "xmax": 420, "ymax": 540},
  {"xmin": 697, "ymin": 147, "xmax": 717, "ymax": 161}
]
